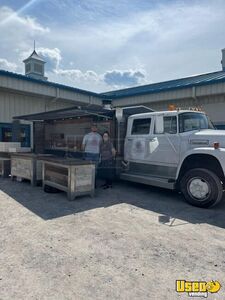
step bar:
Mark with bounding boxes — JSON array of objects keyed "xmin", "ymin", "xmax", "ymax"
[{"xmin": 120, "ymin": 172, "xmax": 176, "ymax": 190}]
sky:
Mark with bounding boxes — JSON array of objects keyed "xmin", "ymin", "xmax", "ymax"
[{"xmin": 0, "ymin": 0, "xmax": 225, "ymax": 92}]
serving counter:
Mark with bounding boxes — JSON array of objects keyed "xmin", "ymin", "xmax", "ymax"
[
  {"xmin": 11, "ymin": 153, "xmax": 52, "ymax": 186},
  {"xmin": 41, "ymin": 157, "xmax": 95, "ymax": 201}
]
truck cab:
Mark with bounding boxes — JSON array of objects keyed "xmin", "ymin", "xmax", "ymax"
[{"xmin": 121, "ymin": 109, "xmax": 225, "ymax": 208}]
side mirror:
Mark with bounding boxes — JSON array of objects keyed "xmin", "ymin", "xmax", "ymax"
[{"xmin": 155, "ymin": 115, "xmax": 164, "ymax": 134}]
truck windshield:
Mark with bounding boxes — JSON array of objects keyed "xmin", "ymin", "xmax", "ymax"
[{"xmin": 179, "ymin": 112, "xmax": 214, "ymax": 133}]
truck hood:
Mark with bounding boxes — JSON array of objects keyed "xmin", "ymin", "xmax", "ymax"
[{"xmin": 189, "ymin": 129, "xmax": 225, "ymax": 147}]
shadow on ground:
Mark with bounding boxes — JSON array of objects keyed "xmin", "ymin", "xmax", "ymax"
[{"xmin": 0, "ymin": 178, "xmax": 225, "ymax": 229}]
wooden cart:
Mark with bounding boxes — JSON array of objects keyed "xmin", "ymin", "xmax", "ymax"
[
  {"xmin": 42, "ymin": 157, "xmax": 95, "ymax": 200},
  {"xmin": 11, "ymin": 153, "xmax": 52, "ymax": 186},
  {"xmin": 0, "ymin": 158, "xmax": 11, "ymax": 178}
]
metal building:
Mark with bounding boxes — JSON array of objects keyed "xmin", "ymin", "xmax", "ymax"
[
  {"xmin": 0, "ymin": 49, "xmax": 102, "ymax": 147},
  {"xmin": 102, "ymin": 49, "xmax": 225, "ymax": 129}
]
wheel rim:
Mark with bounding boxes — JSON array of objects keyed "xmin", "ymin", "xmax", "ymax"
[{"xmin": 187, "ymin": 177, "xmax": 211, "ymax": 201}]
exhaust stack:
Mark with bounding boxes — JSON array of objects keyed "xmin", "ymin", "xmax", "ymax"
[{"xmin": 221, "ymin": 48, "xmax": 225, "ymax": 71}]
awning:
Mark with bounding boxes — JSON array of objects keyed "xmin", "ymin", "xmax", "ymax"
[
  {"xmin": 13, "ymin": 105, "xmax": 114, "ymax": 121},
  {"xmin": 13, "ymin": 105, "xmax": 153, "ymax": 122},
  {"xmin": 120, "ymin": 105, "xmax": 154, "ymax": 116}
]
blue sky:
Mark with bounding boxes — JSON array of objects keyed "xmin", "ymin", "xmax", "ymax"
[{"xmin": 0, "ymin": 0, "xmax": 225, "ymax": 92}]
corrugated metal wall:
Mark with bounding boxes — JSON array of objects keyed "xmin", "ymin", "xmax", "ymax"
[
  {"xmin": 112, "ymin": 82, "xmax": 225, "ymax": 107},
  {"xmin": 144, "ymin": 95, "xmax": 225, "ymax": 124},
  {"xmin": 112, "ymin": 83, "xmax": 225, "ymax": 124},
  {"xmin": 0, "ymin": 74, "xmax": 102, "ymax": 106},
  {"xmin": 0, "ymin": 91, "xmax": 74, "ymax": 123}
]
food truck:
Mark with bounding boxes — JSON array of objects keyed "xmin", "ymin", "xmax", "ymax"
[{"xmin": 11, "ymin": 105, "xmax": 225, "ymax": 208}]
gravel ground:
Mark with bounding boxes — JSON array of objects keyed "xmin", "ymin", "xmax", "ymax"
[{"xmin": 0, "ymin": 178, "xmax": 224, "ymax": 300}]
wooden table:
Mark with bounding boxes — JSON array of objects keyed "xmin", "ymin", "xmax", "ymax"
[
  {"xmin": 0, "ymin": 157, "xmax": 11, "ymax": 178},
  {"xmin": 42, "ymin": 157, "xmax": 95, "ymax": 200},
  {"xmin": 11, "ymin": 153, "xmax": 52, "ymax": 186}
]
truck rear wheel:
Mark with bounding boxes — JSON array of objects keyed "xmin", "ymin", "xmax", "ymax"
[{"xmin": 180, "ymin": 168, "xmax": 223, "ymax": 208}]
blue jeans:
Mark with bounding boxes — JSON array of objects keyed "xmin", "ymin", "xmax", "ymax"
[
  {"xmin": 84, "ymin": 153, "xmax": 100, "ymax": 175},
  {"xmin": 84, "ymin": 152, "xmax": 100, "ymax": 162}
]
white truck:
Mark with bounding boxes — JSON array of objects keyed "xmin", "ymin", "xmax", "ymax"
[{"xmin": 118, "ymin": 109, "xmax": 225, "ymax": 208}]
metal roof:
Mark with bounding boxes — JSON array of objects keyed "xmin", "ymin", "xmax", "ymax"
[
  {"xmin": 0, "ymin": 69, "xmax": 103, "ymax": 98},
  {"xmin": 120, "ymin": 105, "xmax": 154, "ymax": 115},
  {"xmin": 102, "ymin": 71, "xmax": 225, "ymax": 99},
  {"xmin": 23, "ymin": 50, "xmax": 45, "ymax": 63},
  {"xmin": 1, "ymin": 69, "xmax": 225, "ymax": 101}
]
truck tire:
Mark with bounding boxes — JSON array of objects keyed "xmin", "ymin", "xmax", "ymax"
[{"xmin": 180, "ymin": 168, "xmax": 223, "ymax": 208}]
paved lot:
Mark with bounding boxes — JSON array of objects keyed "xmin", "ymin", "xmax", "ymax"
[{"xmin": 0, "ymin": 178, "xmax": 224, "ymax": 300}]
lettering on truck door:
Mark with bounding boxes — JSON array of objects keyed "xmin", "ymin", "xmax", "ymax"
[{"xmin": 126, "ymin": 117, "xmax": 152, "ymax": 162}]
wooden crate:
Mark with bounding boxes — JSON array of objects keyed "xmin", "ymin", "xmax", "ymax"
[
  {"xmin": 0, "ymin": 158, "xmax": 11, "ymax": 178},
  {"xmin": 11, "ymin": 153, "xmax": 52, "ymax": 186},
  {"xmin": 42, "ymin": 157, "xmax": 95, "ymax": 200}
]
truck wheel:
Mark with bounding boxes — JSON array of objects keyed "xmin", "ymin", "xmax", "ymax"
[{"xmin": 180, "ymin": 168, "xmax": 223, "ymax": 208}]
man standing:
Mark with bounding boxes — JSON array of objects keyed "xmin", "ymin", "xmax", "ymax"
[{"xmin": 82, "ymin": 123, "xmax": 102, "ymax": 166}]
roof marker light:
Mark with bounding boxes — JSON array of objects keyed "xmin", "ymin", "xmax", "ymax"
[
  {"xmin": 214, "ymin": 142, "xmax": 220, "ymax": 149},
  {"xmin": 168, "ymin": 104, "xmax": 176, "ymax": 111}
]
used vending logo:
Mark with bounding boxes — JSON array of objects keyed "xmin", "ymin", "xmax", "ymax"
[{"xmin": 176, "ymin": 280, "xmax": 221, "ymax": 298}]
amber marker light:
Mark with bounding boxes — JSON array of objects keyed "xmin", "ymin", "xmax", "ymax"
[
  {"xmin": 168, "ymin": 104, "xmax": 176, "ymax": 111},
  {"xmin": 214, "ymin": 142, "xmax": 220, "ymax": 149}
]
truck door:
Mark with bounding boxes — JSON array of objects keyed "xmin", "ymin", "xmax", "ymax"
[
  {"xmin": 124, "ymin": 114, "xmax": 180, "ymax": 179},
  {"xmin": 144, "ymin": 114, "xmax": 180, "ymax": 178}
]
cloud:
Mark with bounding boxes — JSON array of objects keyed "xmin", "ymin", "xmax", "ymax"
[
  {"xmin": 0, "ymin": 6, "xmax": 49, "ymax": 33},
  {"xmin": 48, "ymin": 66, "xmax": 146, "ymax": 92},
  {"xmin": 54, "ymin": 68, "xmax": 99, "ymax": 83},
  {"xmin": 37, "ymin": 47, "xmax": 62, "ymax": 69},
  {"xmin": 20, "ymin": 46, "xmax": 147, "ymax": 90},
  {"xmin": 1, "ymin": 0, "xmax": 225, "ymax": 92},
  {"xmin": 104, "ymin": 70, "xmax": 146, "ymax": 87},
  {"xmin": 0, "ymin": 6, "xmax": 49, "ymax": 73},
  {"xmin": 36, "ymin": 0, "xmax": 225, "ymax": 87},
  {"xmin": 0, "ymin": 58, "xmax": 18, "ymax": 72}
]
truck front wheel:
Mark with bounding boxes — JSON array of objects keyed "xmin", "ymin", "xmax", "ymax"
[{"xmin": 180, "ymin": 168, "xmax": 223, "ymax": 208}]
